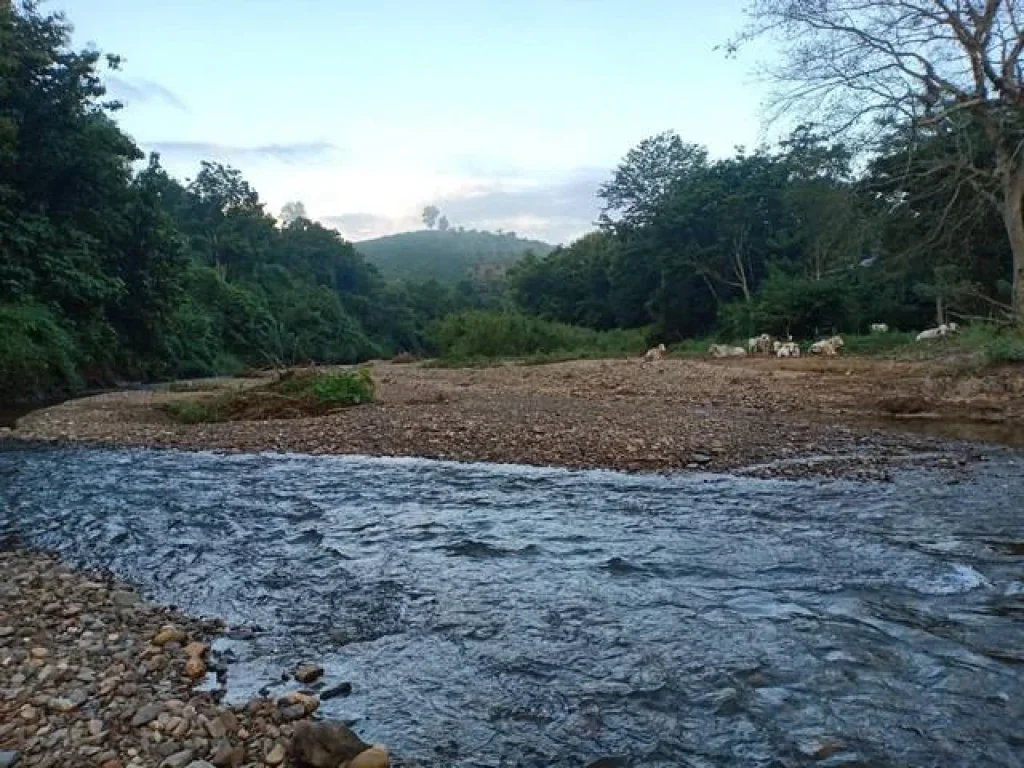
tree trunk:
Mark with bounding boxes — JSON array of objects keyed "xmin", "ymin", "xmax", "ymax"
[
  {"xmin": 936, "ymin": 294, "xmax": 945, "ymax": 327},
  {"xmin": 999, "ymin": 158, "xmax": 1024, "ymax": 327}
]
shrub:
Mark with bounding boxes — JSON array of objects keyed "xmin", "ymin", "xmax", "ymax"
[
  {"xmin": 164, "ymin": 368, "xmax": 376, "ymax": 424},
  {"xmin": 0, "ymin": 303, "xmax": 82, "ymax": 400},
  {"xmin": 429, "ymin": 311, "xmax": 647, "ymax": 361}
]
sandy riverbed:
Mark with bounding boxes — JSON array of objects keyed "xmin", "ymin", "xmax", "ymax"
[{"xmin": 9, "ymin": 357, "xmax": 1023, "ymax": 479}]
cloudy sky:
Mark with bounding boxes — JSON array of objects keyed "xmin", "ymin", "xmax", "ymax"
[{"xmin": 57, "ymin": 0, "xmax": 768, "ymax": 243}]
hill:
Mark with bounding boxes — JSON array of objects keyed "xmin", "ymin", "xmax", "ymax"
[{"xmin": 356, "ymin": 229, "xmax": 554, "ymax": 283}]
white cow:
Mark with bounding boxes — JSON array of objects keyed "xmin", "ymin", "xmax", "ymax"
[
  {"xmin": 708, "ymin": 344, "xmax": 748, "ymax": 358},
  {"xmin": 747, "ymin": 333, "xmax": 774, "ymax": 356},
  {"xmin": 810, "ymin": 335, "xmax": 845, "ymax": 356},
  {"xmin": 776, "ymin": 342, "xmax": 800, "ymax": 358},
  {"xmin": 643, "ymin": 343, "xmax": 667, "ymax": 362},
  {"xmin": 916, "ymin": 323, "xmax": 956, "ymax": 341},
  {"xmin": 870, "ymin": 323, "xmax": 889, "ymax": 334}
]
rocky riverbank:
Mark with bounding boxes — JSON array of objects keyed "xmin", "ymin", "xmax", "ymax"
[
  {"xmin": 9, "ymin": 357, "xmax": 1023, "ymax": 480},
  {"xmin": 0, "ymin": 549, "xmax": 389, "ymax": 768}
]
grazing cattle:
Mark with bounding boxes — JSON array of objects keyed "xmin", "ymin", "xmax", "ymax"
[
  {"xmin": 708, "ymin": 344, "xmax": 748, "ymax": 358},
  {"xmin": 916, "ymin": 323, "xmax": 956, "ymax": 341},
  {"xmin": 643, "ymin": 343, "xmax": 667, "ymax": 362},
  {"xmin": 870, "ymin": 323, "xmax": 889, "ymax": 334},
  {"xmin": 747, "ymin": 333, "xmax": 774, "ymax": 355},
  {"xmin": 810, "ymin": 335, "xmax": 845, "ymax": 356},
  {"xmin": 776, "ymin": 341, "xmax": 800, "ymax": 358}
]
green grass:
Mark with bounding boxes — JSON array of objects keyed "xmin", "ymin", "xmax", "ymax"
[
  {"xmin": 839, "ymin": 331, "xmax": 918, "ymax": 356},
  {"xmin": 165, "ymin": 368, "xmax": 376, "ymax": 424},
  {"xmin": 666, "ymin": 338, "xmax": 716, "ymax": 359},
  {"xmin": 430, "ymin": 311, "xmax": 648, "ymax": 364}
]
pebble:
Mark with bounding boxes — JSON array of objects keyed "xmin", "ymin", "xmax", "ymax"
[
  {"xmin": 131, "ymin": 703, "xmax": 164, "ymax": 728},
  {"xmin": 158, "ymin": 751, "xmax": 194, "ymax": 768},
  {"xmin": 1, "ymin": 551, "xmax": 388, "ymax": 768},
  {"xmin": 294, "ymin": 663, "xmax": 324, "ymax": 684},
  {"xmin": 264, "ymin": 744, "xmax": 286, "ymax": 765}
]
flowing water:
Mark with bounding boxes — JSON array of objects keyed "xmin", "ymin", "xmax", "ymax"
[{"xmin": 1, "ymin": 443, "xmax": 1023, "ymax": 767}]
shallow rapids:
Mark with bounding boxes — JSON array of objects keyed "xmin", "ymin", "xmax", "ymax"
[{"xmin": 1, "ymin": 443, "xmax": 1022, "ymax": 766}]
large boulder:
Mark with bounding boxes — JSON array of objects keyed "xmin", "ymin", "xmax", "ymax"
[{"xmin": 289, "ymin": 721, "xmax": 388, "ymax": 768}]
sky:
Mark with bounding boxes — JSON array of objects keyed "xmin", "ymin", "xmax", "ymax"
[{"xmin": 55, "ymin": 0, "xmax": 770, "ymax": 244}]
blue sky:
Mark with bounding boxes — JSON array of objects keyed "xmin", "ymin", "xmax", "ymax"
[{"xmin": 56, "ymin": 0, "xmax": 768, "ymax": 243}]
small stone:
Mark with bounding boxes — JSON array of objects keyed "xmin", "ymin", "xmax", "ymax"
[
  {"xmin": 30, "ymin": 647, "xmax": 48, "ymax": 659},
  {"xmin": 289, "ymin": 721, "xmax": 371, "ymax": 766},
  {"xmin": 185, "ymin": 763, "xmax": 215, "ymax": 768},
  {"xmin": 208, "ymin": 741, "xmax": 243, "ymax": 768},
  {"xmin": 131, "ymin": 703, "xmax": 163, "ymax": 728},
  {"xmin": 279, "ymin": 691, "xmax": 319, "ymax": 714},
  {"xmin": 0, "ymin": 627, "xmax": 15, "ymax": 638},
  {"xmin": 293, "ymin": 663, "xmax": 324, "ymax": 684},
  {"xmin": 184, "ymin": 641, "xmax": 207, "ymax": 658},
  {"xmin": 264, "ymin": 744, "xmax": 286, "ymax": 766},
  {"xmin": 692, "ymin": 452, "xmax": 713, "ymax": 465},
  {"xmin": 216, "ymin": 710, "xmax": 238, "ymax": 734},
  {"xmin": 184, "ymin": 657, "xmax": 206, "ymax": 679},
  {"xmin": 0, "ymin": 750, "xmax": 20, "ymax": 768},
  {"xmin": 277, "ymin": 703, "xmax": 306, "ymax": 722},
  {"xmin": 49, "ymin": 697, "xmax": 76, "ymax": 713},
  {"xmin": 204, "ymin": 717, "xmax": 226, "ymax": 740},
  {"xmin": 153, "ymin": 625, "xmax": 187, "ymax": 646},
  {"xmin": 158, "ymin": 750, "xmax": 194, "ymax": 768},
  {"xmin": 19, "ymin": 704, "xmax": 38, "ymax": 722},
  {"xmin": 88, "ymin": 719, "xmax": 104, "ymax": 738},
  {"xmin": 321, "ymin": 681, "xmax": 352, "ymax": 700}
]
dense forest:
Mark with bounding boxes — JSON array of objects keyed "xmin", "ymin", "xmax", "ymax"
[
  {"xmin": 0, "ymin": 3, "xmax": 502, "ymax": 400},
  {"xmin": 1, "ymin": 2, "xmax": 1020, "ymax": 402},
  {"xmin": 507, "ymin": 128, "xmax": 1015, "ymax": 342}
]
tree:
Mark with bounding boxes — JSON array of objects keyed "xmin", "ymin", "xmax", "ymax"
[
  {"xmin": 437, "ymin": 214, "xmax": 450, "ymax": 232},
  {"xmin": 598, "ymin": 131, "xmax": 708, "ymax": 230},
  {"xmin": 279, "ymin": 201, "xmax": 307, "ymax": 225},
  {"xmin": 734, "ymin": 0, "xmax": 1024, "ymax": 324},
  {"xmin": 422, "ymin": 205, "xmax": 440, "ymax": 229}
]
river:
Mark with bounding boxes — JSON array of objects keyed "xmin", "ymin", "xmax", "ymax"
[{"xmin": 1, "ymin": 442, "xmax": 1022, "ymax": 767}]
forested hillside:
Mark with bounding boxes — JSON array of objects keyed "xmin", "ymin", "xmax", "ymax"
[
  {"xmin": 356, "ymin": 229, "xmax": 552, "ymax": 283},
  {"xmin": 0, "ymin": 3, "xmax": 491, "ymax": 401}
]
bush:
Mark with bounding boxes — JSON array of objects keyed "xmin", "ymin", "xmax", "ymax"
[
  {"xmin": 0, "ymin": 303, "xmax": 82, "ymax": 400},
  {"xmin": 164, "ymin": 368, "xmax": 376, "ymax": 424},
  {"xmin": 429, "ymin": 311, "xmax": 647, "ymax": 362},
  {"xmin": 840, "ymin": 331, "xmax": 918, "ymax": 356}
]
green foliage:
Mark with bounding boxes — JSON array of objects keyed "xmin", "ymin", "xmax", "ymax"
[
  {"xmin": 982, "ymin": 333, "xmax": 1024, "ymax": 364},
  {"xmin": 165, "ymin": 369, "xmax": 376, "ymax": 424},
  {"xmin": 430, "ymin": 311, "xmax": 646, "ymax": 362},
  {"xmin": 356, "ymin": 229, "xmax": 553, "ymax": 283},
  {"xmin": 0, "ymin": 303, "xmax": 81, "ymax": 396},
  {"xmin": 277, "ymin": 368, "xmax": 376, "ymax": 405},
  {"xmin": 839, "ymin": 332, "xmax": 917, "ymax": 356}
]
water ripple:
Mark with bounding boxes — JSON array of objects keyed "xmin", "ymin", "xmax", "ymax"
[{"xmin": 1, "ymin": 443, "xmax": 1023, "ymax": 766}]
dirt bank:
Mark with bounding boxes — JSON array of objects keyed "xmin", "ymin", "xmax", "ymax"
[{"xmin": 10, "ymin": 357, "xmax": 1023, "ymax": 479}]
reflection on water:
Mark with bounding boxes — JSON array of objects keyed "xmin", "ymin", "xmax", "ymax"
[{"xmin": 1, "ymin": 444, "xmax": 1023, "ymax": 767}]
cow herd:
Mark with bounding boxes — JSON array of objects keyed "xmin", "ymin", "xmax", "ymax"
[{"xmin": 642, "ymin": 321, "xmax": 961, "ymax": 363}]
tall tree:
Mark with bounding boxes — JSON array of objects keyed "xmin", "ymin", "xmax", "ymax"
[
  {"xmin": 437, "ymin": 214, "xmax": 450, "ymax": 232},
  {"xmin": 421, "ymin": 205, "xmax": 440, "ymax": 229},
  {"xmin": 734, "ymin": 0, "xmax": 1024, "ymax": 324},
  {"xmin": 279, "ymin": 201, "xmax": 307, "ymax": 225}
]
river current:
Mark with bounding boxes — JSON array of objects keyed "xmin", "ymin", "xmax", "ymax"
[{"xmin": 1, "ymin": 443, "xmax": 1022, "ymax": 766}]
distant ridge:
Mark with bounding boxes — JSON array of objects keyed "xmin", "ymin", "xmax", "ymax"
[{"xmin": 355, "ymin": 229, "xmax": 554, "ymax": 283}]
